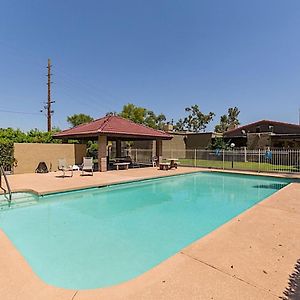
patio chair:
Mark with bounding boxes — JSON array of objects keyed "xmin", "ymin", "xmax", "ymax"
[
  {"xmin": 81, "ymin": 157, "xmax": 94, "ymax": 176},
  {"xmin": 152, "ymin": 156, "xmax": 158, "ymax": 167},
  {"xmin": 58, "ymin": 159, "xmax": 73, "ymax": 177},
  {"xmin": 36, "ymin": 161, "xmax": 49, "ymax": 173}
]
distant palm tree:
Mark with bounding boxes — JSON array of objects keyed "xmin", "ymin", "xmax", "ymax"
[
  {"xmin": 215, "ymin": 107, "xmax": 240, "ymax": 133},
  {"xmin": 228, "ymin": 107, "xmax": 240, "ymax": 127},
  {"xmin": 215, "ymin": 114, "xmax": 229, "ymax": 133}
]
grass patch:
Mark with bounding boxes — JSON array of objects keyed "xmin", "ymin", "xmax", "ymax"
[{"xmin": 174, "ymin": 158, "xmax": 298, "ymax": 173}]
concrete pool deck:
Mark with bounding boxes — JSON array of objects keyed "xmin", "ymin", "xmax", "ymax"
[
  {"xmin": 3, "ymin": 166, "xmax": 200, "ymax": 195},
  {"xmin": 0, "ymin": 167, "xmax": 300, "ymax": 299}
]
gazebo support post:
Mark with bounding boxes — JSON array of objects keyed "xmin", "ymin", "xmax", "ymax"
[
  {"xmin": 156, "ymin": 139, "xmax": 163, "ymax": 165},
  {"xmin": 98, "ymin": 135, "xmax": 107, "ymax": 172},
  {"xmin": 116, "ymin": 140, "xmax": 122, "ymax": 158}
]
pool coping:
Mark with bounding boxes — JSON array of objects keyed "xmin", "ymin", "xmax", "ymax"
[
  {"xmin": 5, "ymin": 167, "xmax": 299, "ymax": 197},
  {"xmin": 5, "ymin": 170, "xmax": 293, "ymax": 212},
  {"xmin": 1, "ymin": 167, "xmax": 300, "ymax": 299}
]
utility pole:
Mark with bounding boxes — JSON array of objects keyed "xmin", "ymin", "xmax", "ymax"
[
  {"xmin": 41, "ymin": 59, "xmax": 55, "ymax": 131},
  {"xmin": 47, "ymin": 59, "xmax": 54, "ymax": 132},
  {"xmin": 47, "ymin": 59, "xmax": 52, "ymax": 131}
]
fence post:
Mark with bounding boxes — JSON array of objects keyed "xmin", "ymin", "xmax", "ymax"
[
  {"xmin": 258, "ymin": 149, "xmax": 261, "ymax": 173},
  {"xmin": 295, "ymin": 149, "xmax": 300, "ymax": 172},
  {"xmin": 194, "ymin": 149, "xmax": 197, "ymax": 167},
  {"xmin": 222, "ymin": 149, "xmax": 225, "ymax": 170},
  {"xmin": 244, "ymin": 147, "xmax": 247, "ymax": 162},
  {"xmin": 287, "ymin": 150, "xmax": 290, "ymax": 173}
]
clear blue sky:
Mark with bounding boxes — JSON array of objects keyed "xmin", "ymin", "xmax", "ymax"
[{"xmin": 0, "ymin": 0, "xmax": 300, "ymax": 131}]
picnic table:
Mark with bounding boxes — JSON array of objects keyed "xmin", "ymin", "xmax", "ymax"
[
  {"xmin": 166, "ymin": 158, "xmax": 179, "ymax": 169},
  {"xmin": 159, "ymin": 162, "xmax": 170, "ymax": 170}
]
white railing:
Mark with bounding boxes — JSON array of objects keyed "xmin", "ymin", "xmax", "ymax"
[
  {"xmin": 113, "ymin": 148, "xmax": 300, "ymax": 173},
  {"xmin": 162, "ymin": 149, "xmax": 300, "ymax": 173},
  {"xmin": 0, "ymin": 165, "xmax": 12, "ymax": 203},
  {"xmin": 128, "ymin": 148, "xmax": 154, "ymax": 165},
  {"xmin": 110, "ymin": 148, "xmax": 154, "ymax": 166},
  {"xmin": 0, "ymin": 164, "xmax": 12, "ymax": 175}
]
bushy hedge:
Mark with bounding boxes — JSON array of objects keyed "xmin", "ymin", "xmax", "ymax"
[
  {"xmin": 0, "ymin": 128, "xmax": 63, "ymax": 169},
  {"xmin": 0, "ymin": 139, "xmax": 16, "ymax": 168},
  {"xmin": 0, "ymin": 128, "xmax": 62, "ymax": 143}
]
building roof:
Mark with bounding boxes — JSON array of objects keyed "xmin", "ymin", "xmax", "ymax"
[
  {"xmin": 53, "ymin": 115, "xmax": 173, "ymax": 140},
  {"xmin": 224, "ymin": 119, "xmax": 300, "ymax": 138}
]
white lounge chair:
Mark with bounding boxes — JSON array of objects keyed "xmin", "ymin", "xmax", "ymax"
[
  {"xmin": 58, "ymin": 159, "xmax": 73, "ymax": 177},
  {"xmin": 81, "ymin": 157, "xmax": 94, "ymax": 176}
]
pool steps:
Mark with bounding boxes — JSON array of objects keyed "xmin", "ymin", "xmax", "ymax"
[{"xmin": 0, "ymin": 193, "xmax": 38, "ymax": 210}]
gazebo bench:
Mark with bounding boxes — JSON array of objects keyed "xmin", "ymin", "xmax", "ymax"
[{"xmin": 114, "ymin": 162, "xmax": 130, "ymax": 170}]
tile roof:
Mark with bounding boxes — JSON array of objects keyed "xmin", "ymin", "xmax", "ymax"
[
  {"xmin": 224, "ymin": 119, "xmax": 300, "ymax": 137},
  {"xmin": 54, "ymin": 115, "xmax": 172, "ymax": 139}
]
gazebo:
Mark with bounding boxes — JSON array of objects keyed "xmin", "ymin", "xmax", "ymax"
[{"xmin": 53, "ymin": 115, "xmax": 172, "ymax": 171}]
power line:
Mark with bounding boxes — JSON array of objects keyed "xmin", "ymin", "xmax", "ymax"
[
  {"xmin": 56, "ymin": 72, "xmax": 118, "ymax": 113},
  {"xmin": 0, "ymin": 39, "xmax": 45, "ymax": 71},
  {"xmin": 56, "ymin": 66, "xmax": 118, "ymax": 101},
  {"xmin": 0, "ymin": 40, "xmax": 124, "ymax": 115},
  {"xmin": 0, "ymin": 108, "xmax": 43, "ymax": 116}
]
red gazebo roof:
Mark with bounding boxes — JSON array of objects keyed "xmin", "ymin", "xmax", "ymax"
[{"xmin": 54, "ymin": 115, "xmax": 172, "ymax": 140}]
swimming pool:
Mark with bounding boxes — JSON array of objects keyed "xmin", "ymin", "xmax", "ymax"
[{"xmin": 0, "ymin": 172, "xmax": 291, "ymax": 289}]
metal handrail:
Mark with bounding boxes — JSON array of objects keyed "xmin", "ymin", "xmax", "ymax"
[{"xmin": 0, "ymin": 166, "xmax": 12, "ymax": 203}]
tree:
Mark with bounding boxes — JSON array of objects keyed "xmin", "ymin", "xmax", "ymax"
[
  {"xmin": 144, "ymin": 111, "xmax": 166, "ymax": 130},
  {"xmin": 209, "ymin": 137, "xmax": 230, "ymax": 150},
  {"xmin": 0, "ymin": 127, "xmax": 62, "ymax": 169},
  {"xmin": 119, "ymin": 103, "xmax": 167, "ymax": 129},
  {"xmin": 214, "ymin": 107, "xmax": 240, "ymax": 133},
  {"xmin": 67, "ymin": 114, "xmax": 94, "ymax": 128},
  {"xmin": 26, "ymin": 128, "xmax": 61, "ymax": 143},
  {"xmin": 175, "ymin": 105, "xmax": 215, "ymax": 132},
  {"xmin": 0, "ymin": 139, "xmax": 16, "ymax": 168},
  {"xmin": 174, "ymin": 118, "xmax": 185, "ymax": 131},
  {"xmin": 0, "ymin": 127, "xmax": 61, "ymax": 143},
  {"xmin": 119, "ymin": 104, "xmax": 146, "ymax": 124},
  {"xmin": 228, "ymin": 107, "xmax": 240, "ymax": 127},
  {"xmin": 214, "ymin": 114, "xmax": 229, "ymax": 133}
]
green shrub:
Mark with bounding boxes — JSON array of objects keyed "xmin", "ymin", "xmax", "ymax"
[
  {"xmin": 0, "ymin": 139, "xmax": 16, "ymax": 168},
  {"xmin": 209, "ymin": 137, "xmax": 230, "ymax": 150},
  {"xmin": 87, "ymin": 141, "xmax": 98, "ymax": 158},
  {"xmin": 0, "ymin": 127, "xmax": 62, "ymax": 144}
]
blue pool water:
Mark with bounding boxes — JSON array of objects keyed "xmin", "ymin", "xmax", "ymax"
[{"xmin": 0, "ymin": 172, "xmax": 290, "ymax": 289}]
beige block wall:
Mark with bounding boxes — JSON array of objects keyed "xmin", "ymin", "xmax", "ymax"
[
  {"xmin": 13, "ymin": 143, "xmax": 87, "ymax": 174},
  {"xmin": 74, "ymin": 144, "xmax": 88, "ymax": 165},
  {"xmin": 162, "ymin": 133, "xmax": 214, "ymax": 158},
  {"xmin": 162, "ymin": 135, "xmax": 186, "ymax": 158},
  {"xmin": 132, "ymin": 140, "xmax": 153, "ymax": 149},
  {"xmin": 185, "ymin": 133, "xmax": 213, "ymax": 149}
]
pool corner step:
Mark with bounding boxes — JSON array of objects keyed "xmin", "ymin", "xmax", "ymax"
[{"xmin": 0, "ymin": 193, "xmax": 39, "ymax": 210}]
